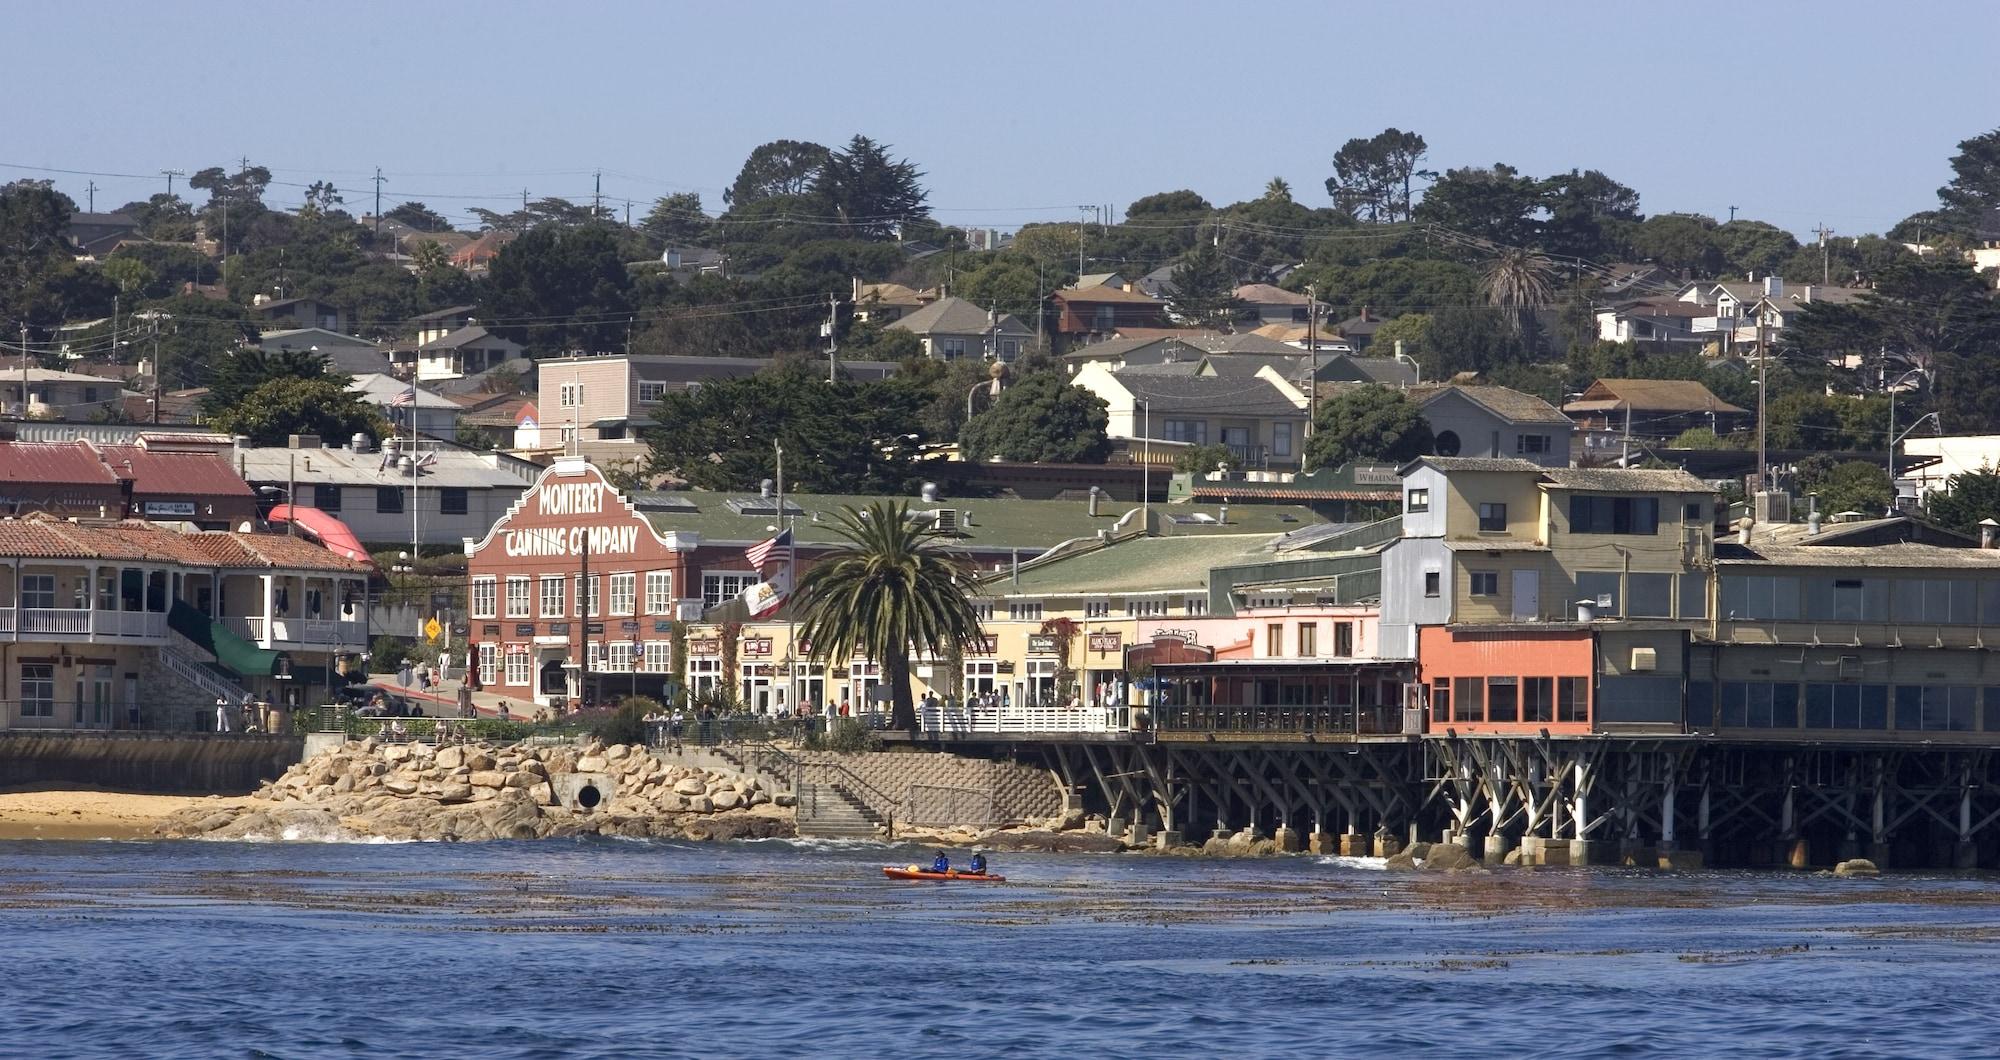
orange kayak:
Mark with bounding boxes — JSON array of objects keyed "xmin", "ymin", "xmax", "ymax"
[{"xmin": 882, "ymin": 867, "xmax": 1006, "ymax": 882}]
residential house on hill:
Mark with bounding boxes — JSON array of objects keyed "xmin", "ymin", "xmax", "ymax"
[
  {"xmin": 851, "ymin": 281, "xmax": 931, "ymax": 324},
  {"xmin": 249, "ymin": 296, "xmax": 348, "ymax": 334},
  {"xmin": 258, "ymin": 329, "xmax": 392, "ymax": 378},
  {"xmin": 415, "ymin": 326, "xmax": 525, "ymax": 384},
  {"xmin": 1333, "ymin": 307, "xmax": 1386, "ymax": 349},
  {"xmin": 1595, "ymin": 298, "xmax": 1709, "ymax": 347},
  {"xmin": 412, "ymin": 305, "xmax": 479, "ymax": 345},
  {"xmin": 1412, "ymin": 384, "xmax": 1575, "ymax": 468},
  {"xmin": 347, "ymin": 374, "xmax": 461, "ymax": 441},
  {"xmin": 1072, "ymin": 361, "xmax": 1308, "ymax": 470},
  {"xmin": 885, "ymin": 296, "xmax": 1032, "ymax": 361},
  {"xmin": 1053, "ymin": 283, "xmax": 1167, "ymax": 344},
  {"xmin": 65, "ymin": 212, "xmax": 143, "ymax": 258},
  {"xmin": 1563, "ymin": 378, "xmax": 1749, "ymax": 451},
  {"xmin": 1247, "ymin": 322, "xmax": 1353, "ymax": 353},
  {"xmin": 1233, "ymin": 284, "xmax": 1312, "ymax": 329},
  {"xmin": 535, "ymin": 354, "xmax": 899, "ymax": 444},
  {"xmin": 1315, "ymin": 353, "xmax": 1417, "ymax": 387},
  {"xmin": 3, "ymin": 369, "xmax": 135, "ymax": 419},
  {"xmin": 452, "ymin": 230, "xmax": 517, "ymax": 272}
]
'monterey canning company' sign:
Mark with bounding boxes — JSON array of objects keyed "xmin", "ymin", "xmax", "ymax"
[{"xmin": 499, "ymin": 476, "xmax": 642, "ymax": 557}]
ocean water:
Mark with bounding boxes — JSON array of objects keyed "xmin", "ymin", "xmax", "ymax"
[{"xmin": 4, "ymin": 838, "xmax": 1999, "ymax": 1058}]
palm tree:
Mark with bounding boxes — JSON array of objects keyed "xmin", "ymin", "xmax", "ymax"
[
  {"xmin": 1481, "ymin": 247, "xmax": 1558, "ymax": 336},
  {"xmin": 792, "ymin": 500, "xmax": 988, "ymax": 735},
  {"xmin": 1264, "ymin": 177, "xmax": 1293, "ymax": 203}
]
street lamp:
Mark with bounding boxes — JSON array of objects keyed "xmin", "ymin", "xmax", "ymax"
[
  {"xmin": 1884, "ymin": 367, "xmax": 1932, "ymax": 515},
  {"xmin": 1889, "ymin": 411, "xmax": 1942, "ymax": 516}
]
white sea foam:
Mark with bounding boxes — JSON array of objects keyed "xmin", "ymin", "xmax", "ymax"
[
  {"xmin": 196, "ymin": 828, "xmax": 422, "ymax": 845},
  {"xmin": 1314, "ymin": 855, "xmax": 1388, "ymax": 871}
]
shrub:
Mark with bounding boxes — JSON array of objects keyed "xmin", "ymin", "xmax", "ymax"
[
  {"xmin": 369, "ymin": 635, "xmax": 412, "ymax": 673},
  {"xmin": 825, "ymin": 717, "xmax": 882, "ymax": 753},
  {"xmin": 593, "ymin": 700, "xmax": 653, "ymax": 746}
]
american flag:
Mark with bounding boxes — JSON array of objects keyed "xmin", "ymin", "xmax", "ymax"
[
  {"xmin": 390, "ymin": 390, "xmax": 415, "ymax": 407},
  {"xmin": 745, "ymin": 528, "xmax": 791, "ymax": 569}
]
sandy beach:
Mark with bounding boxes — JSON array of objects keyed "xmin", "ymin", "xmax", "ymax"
[{"xmin": 0, "ymin": 790, "xmax": 254, "ymax": 841}]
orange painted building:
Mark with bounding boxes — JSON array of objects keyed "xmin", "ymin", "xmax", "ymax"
[{"xmin": 1419, "ymin": 626, "xmax": 1595, "ymax": 734}]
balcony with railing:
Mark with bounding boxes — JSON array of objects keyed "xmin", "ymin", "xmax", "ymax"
[
  {"xmin": 222, "ymin": 615, "xmax": 369, "ymax": 648},
  {"xmin": 0, "ymin": 607, "xmax": 169, "ymax": 639}
]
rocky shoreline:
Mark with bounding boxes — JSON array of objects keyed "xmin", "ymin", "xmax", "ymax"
[{"xmin": 157, "ymin": 739, "xmax": 795, "ymax": 843}]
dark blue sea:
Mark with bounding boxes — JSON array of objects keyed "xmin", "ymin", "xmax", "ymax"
[{"xmin": 3, "ymin": 838, "xmax": 1998, "ymax": 1058}]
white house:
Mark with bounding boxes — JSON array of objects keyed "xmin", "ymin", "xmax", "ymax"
[{"xmin": 347, "ymin": 374, "xmax": 462, "ymax": 441}]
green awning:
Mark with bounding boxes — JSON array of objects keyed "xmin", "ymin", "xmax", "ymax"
[{"xmin": 169, "ymin": 600, "xmax": 284, "ymax": 678}]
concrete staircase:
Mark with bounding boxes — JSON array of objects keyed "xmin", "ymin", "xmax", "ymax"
[{"xmin": 796, "ymin": 780, "xmax": 886, "ymax": 839}]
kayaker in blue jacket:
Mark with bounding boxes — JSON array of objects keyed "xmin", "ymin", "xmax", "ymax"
[
  {"xmin": 931, "ymin": 851, "xmax": 950, "ymax": 874},
  {"xmin": 968, "ymin": 851, "xmax": 988, "ymax": 875}
]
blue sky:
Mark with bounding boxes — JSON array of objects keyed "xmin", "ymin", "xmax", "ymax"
[{"xmin": 8, "ymin": 0, "xmax": 1997, "ymax": 239}]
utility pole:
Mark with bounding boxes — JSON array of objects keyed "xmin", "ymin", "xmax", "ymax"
[
  {"xmin": 150, "ymin": 321, "xmax": 161, "ymax": 425},
  {"xmin": 825, "ymin": 293, "xmax": 840, "ymax": 382},
  {"xmin": 85, "ymin": 181, "xmax": 96, "ymax": 213},
  {"xmin": 522, "ymin": 188, "xmax": 530, "ymax": 213},
  {"xmin": 161, "ymin": 169, "xmax": 184, "ymax": 198},
  {"xmin": 1755, "ymin": 321, "xmax": 1769, "ymax": 493},
  {"xmin": 1304, "ymin": 284, "xmax": 1318, "ymax": 438},
  {"xmin": 18, "ymin": 323, "xmax": 27, "ymax": 417},
  {"xmin": 1727, "ymin": 205, "xmax": 1737, "ymax": 223},
  {"xmin": 624, "ymin": 200, "xmax": 632, "ymax": 228},
  {"xmin": 593, "ymin": 170, "xmax": 602, "ymax": 216},
  {"xmin": 1076, "ymin": 205, "xmax": 1094, "ymax": 278},
  {"xmin": 1812, "ymin": 223, "xmax": 1834, "ymax": 286},
  {"xmin": 373, "ymin": 168, "xmax": 385, "ymax": 235}
]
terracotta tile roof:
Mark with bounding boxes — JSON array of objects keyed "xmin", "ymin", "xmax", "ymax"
[
  {"xmin": 1567, "ymin": 378, "xmax": 1748, "ymax": 415},
  {"xmin": 0, "ymin": 516, "xmax": 368, "ymax": 572}
]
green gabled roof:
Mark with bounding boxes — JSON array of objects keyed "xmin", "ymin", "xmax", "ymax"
[
  {"xmin": 643, "ymin": 492, "xmax": 1322, "ymax": 555},
  {"xmin": 987, "ymin": 533, "xmax": 1284, "ymax": 597}
]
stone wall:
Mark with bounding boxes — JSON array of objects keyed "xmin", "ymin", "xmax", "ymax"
[
  {"xmin": 795, "ymin": 749, "xmax": 1060, "ymax": 824},
  {"xmin": 0, "ymin": 731, "xmax": 303, "ymax": 793}
]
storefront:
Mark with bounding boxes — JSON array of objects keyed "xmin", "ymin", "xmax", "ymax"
[{"xmin": 465, "ymin": 460, "xmax": 694, "ymax": 711}]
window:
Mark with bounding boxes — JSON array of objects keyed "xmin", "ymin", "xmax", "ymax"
[
  {"xmin": 1162, "ymin": 419, "xmax": 1208, "ymax": 444},
  {"xmin": 539, "ymin": 576, "xmax": 567, "ymax": 618},
  {"xmin": 1272, "ymin": 422, "xmax": 1293, "ymax": 458},
  {"xmin": 1517, "ymin": 434, "xmax": 1550, "ymax": 455},
  {"xmin": 1424, "ymin": 571, "xmax": 1441, "ymax": 598},
  {"xmin": 972, "ymin": 601, "xmax": 996, "ymax": 622},
  {"xmin": 505, "ymin": 577, "xmax": 531, "ymax": 618},
  {"xmin": 21, "ymin": 574, "xmax": 55, "ymax": 609},
  {"xmin": 1895, "ymin": 685, "xmax": 1979, "ymax": 732},
  {"xmin": 1567, "ymin": 495, "xmax": 1659, "ymax": 535},
  {"xmin": 999, "ymin": 339, "xmax": 1021, "ymax": 361},
  {"xmin": 584, "ymin": 575, "xmax": 602, "ymax": 617},
  {"xmin": 1183, "ymin": 597, "xmax": 1207, "ymax": 616},
  {"xmin": 609, "ymin": 573, "xmax": 635, "ymax": 616},
  {"xmin": 1719, "ymin": 681, "xmax": 1800, "ymax": 729},
  {"xmin": 1452, "ymin": 676, "xmax": 1484, "ymax": 722},
  {"xmin": 1123, "ymin": 599, "xmax": 1167, "ymax": 617},
  {"xmin": 504, "ymin": 650, "xmax": 531, "ymax": 687},
  {"xmin": 1092, "ymin": 305, "xmax": 1115, "ymax": 331},
  {"xmin": 477, "ymin": 644, "xmax": 496, "ymax": 683},
  {"xmin": 1889, "ymin": 578, "xmax": 1980, "ymax": 625},
  {"xmin": 607, "ymin": 642, "xmax": 634, "ymax": 674},
  {"xmin": 313, "ymin": 484, "xmax": 342, "ymax": 512},
  {"xmin": 1524, "ymin": 677, "xmax": 1554, "ymax": 723},
  {"xmin": 1627, "ymin": 573, "xmax": 1674, "ymax": 618},
  {"xmin": 20, "ymin": 664, "xmax": 54, "ymax": 718},
  {"xmin": 1679, "ymin": 574, "xmax": 1707, "ymax": 620},
  {"xmin": 559, "ymin": 382, "xmax": 583, "ymax": 407},
  {"xmin": 376, "ymin": 486, "xmax": 404, "ymax": 514},
  {"xmin": 1487, "ymin": 677, "xmax": 1519, "ymax": 722},
  {"xmin": 637, "ymin": 381, "xmax": 666, "ymax": 403},
  {"xmin": 1721, "ymin": 575, "xmax": 1803, "ymax": 621},
  {"xmin": 1806, "ymin": 684, "xmax": 1888, "ymax": 730},
  {"xmin": 1298, "ymin": 623, "xmax": 1318, "ymax": 657},
  {"xmin": 586, "ymin": 642, "xmax": 602, "ymax": 673},
  {"xmin": 1008, "ymin": 602, "xmax": 1043, "ymax": 621},
  {"xmin": 438, "ymin": 488, "xmax": 469, "ymax": 516},
  {"xmin": 1407, "ymin": 488, "xmax": 1430, "ymax": 513},
  {"xmin": 1333, "ymin": 622, "xmax": 1353, "ymax": 656},
  {"xmin": 643, "ymin": 641, "xmax": 672, "ymax": 673},
  {"xmin": 1576, "ymin": 571, "xmax": 1621, "ymax": 616},
  {"xmin": 1267, "ymin": 624, "xmax": 1284, "ymax": 655},
  {"xmin": 937, "ymin": 337, "xmax": 967, "ymax": 360},
  {"xmin": 1558, "ymin": 677, "xmax": 1589, "ymax": 723},
  {"xmin": 703, "ymin": 571, "xmax": 758, "ymax": 609},
  {"xmin": 83, "ymin": 386, "xmax": 99, "ymax": 403},
  {"xmin": 1431, "ymin": 679, "xmax": 1450, "ymax": 720},
  {"xmin": 1469, "ymin": 571, "xmax": 1499, "ymax": 597},
  {"xmin": 645, "ymin": 571, "xmax": 674, "ymax": 614},
  {"xmin": 470, "ymin": 576, "xmax": 498, "ymax": 620},
  {"xmin": 1084, "ymin": 600, "xmax": 1109, "ymax": 618},
  {"xmin": 1478, "ymin": 503, "xmax": 1507, "ymax": 532},
  {"xmin": 1683, "ymin": 502, "xmax": 1704, "ymax": 522}
]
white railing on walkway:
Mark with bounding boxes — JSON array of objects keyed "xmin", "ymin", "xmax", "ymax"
[
  {"xmin": 20, "ymin": 608, "xmax": 90, "ymax": 634},
  {"xmin": 916, "ymin": 704, "xmax": 1123, "ymax": 736},
  {"xmin": 161, "ymin": 641, "xmax": 253, "ymax": 707},
  {"xmin": 224, "ymin": 616, "xmax": 368, "ymax": 645},
  {"xmin": 5, "ymin": 609, "xmax": 165, "ymax": 638}
]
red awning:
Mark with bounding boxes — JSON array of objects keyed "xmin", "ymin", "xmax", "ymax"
[{"xmin": 267, "ymin": 505, "xmax": 376, "ymax": 570}]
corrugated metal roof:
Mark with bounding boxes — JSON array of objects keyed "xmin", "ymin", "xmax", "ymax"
[
  {"xmin": 0, "ymin": 443, "xmax": 120, "ymax": 485},
  {"xmin": 97, "ymin": 445, "xmax": 254, "ymax": 499}
]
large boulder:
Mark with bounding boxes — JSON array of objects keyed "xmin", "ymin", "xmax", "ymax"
[
  {"xmin": 435, "ymin": 746, "xmax": 464, "ymax": 770},
  {"xmin": 673, "ymin": 777, "xmax": 706, "ymax": 796},
  {"xmin": 1420, "ymin": 843, "xmax": 1481, "ymax": 873},
  {"xmin": 468, "ymin": 771, "xmax": 507, "ymax": 789},
  {"xmin": 710, "ymin": 791, "xmax": 743, "ymax": 811},
  {"xmin": 576, "ymin": 755, "xmax": 607, "ymax": 773},
  {"xmin": 604, "ymin": 744, "xmax": 630, "ymax": 762},
  {"xmin": 1834, "ymin": 858, "xmax": 1881, "ymax": 878}
]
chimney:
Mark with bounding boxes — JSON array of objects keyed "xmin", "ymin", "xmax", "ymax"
[
  {"xmin": 1360, "ymin": 305, "xmax": 1373, "ymax": 323},
  {"xmin": 851, "ymin": 276, "xmax": 861, "ymax": 302},
  {"xmin": 1736, "ymin": 516, "xmax": 1753, "ymax": 546},
  {"xmin": 1982, "ymin": 518, "xmax": 1999, "ymax": 550},
  {"xmin": 1800, "ymin": 285, "xmax": 1815, "ymax": 304},
  {"xmin": 1763, "ymin": 275, "xmax": 1783, "ymax": 299},
  {"xmin": 1807, "ymin": 493, "xmax": 1821, "ymax": 536},
  {"xmin": 1087, "ymin": 485, "xmax": 1101, "ymax": 517},
  {"xmin": 1218, "ymin": 503, "xmax": 1229, "ymax": 525}
]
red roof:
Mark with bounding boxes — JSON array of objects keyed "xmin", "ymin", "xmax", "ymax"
[
  {"xmin": 0, "ymin": 443, "xmax": 120, "ymax": 486},
  {"xmin": 0, "ymin": 515, "xmax": 368, "ymax": 572},
  {"xmin": 98, "ymin": 445, "xmax": 254, "ymax": 499}
]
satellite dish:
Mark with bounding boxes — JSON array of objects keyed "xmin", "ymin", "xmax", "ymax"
[{"xmin": 237, "ymin": 521, "xmax": 255, "ymax": 533}]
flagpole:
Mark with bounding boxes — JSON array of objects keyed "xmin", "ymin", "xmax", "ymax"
[{"xmin": 776, "ymin": 440, "xmax": 796, "ymax": 719}]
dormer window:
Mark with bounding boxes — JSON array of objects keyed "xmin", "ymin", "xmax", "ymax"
[{"xmin": 1407, "ymin": 488, "xmax": 1430, "ymax": 513}]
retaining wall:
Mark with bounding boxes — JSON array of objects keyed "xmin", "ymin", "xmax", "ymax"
[
  {"xmin": 0, "ymin": 732, "xmax": 304, "ymax": 794},
  {"xmin": 796, "ymin": 749, "xmax": 1060, "ymax": 824}
]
